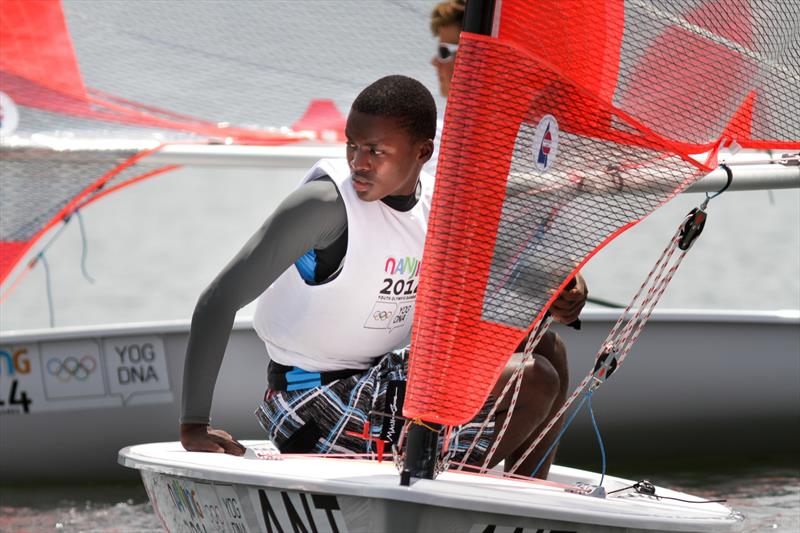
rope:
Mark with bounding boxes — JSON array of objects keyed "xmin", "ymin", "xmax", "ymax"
[
  {"xmin": 479, "ymin": 316, "xmax": 553, "ymax": 471},
  {"xmin": 7, "ymin": 211, "xmax": 83, "ymax": 327},
  {"xmin": 410, "ymin": 417, "xmax": 440, "ymax": 433},
  {"xmin": 456, "ymin": 316, "xmax": 553, "ymax": 470},
  {"xmin": 607, "ymin": 480, "xmax": 727, "ymax": 504},
  {"xmin": 529, "ymin": 391, "xmax": 590, "ymax": 478},
  {"xmin": 39, "ymin": 253, "xmax": 55, "ymax": 328},
  {"xmin": 75, "ymin": 209, "xmax": 95, "ymax": 284},
  {"xmin": 14, "ymin": 219, "xmax": 75, "ymax": 327},
  {"xmin": 507, "ymin": 206, "xmax": 703, "ymax": 476},
  {"xmin": 0, "ymin": 149, "xmax": 180, "ymax": 312},
  {"xmin": 587, "ymin": 392, "xmax": 606, "ymax": 488}
]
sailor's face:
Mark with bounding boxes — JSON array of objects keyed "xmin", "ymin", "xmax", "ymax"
[
  {"xmin": 345, "ymin": 110, "xmax": 432, "ymax": 202},
  {"xmin": 431, "ymin": 23, "xmax": 460, "ymax": 97}
]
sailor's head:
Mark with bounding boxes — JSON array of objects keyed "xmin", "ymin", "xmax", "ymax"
[
  {"xmin": 430, "ymin": 0, "xmax": 464, "ymax": 97},
  {"xmin": 346, "ymin": 75, "xmax": 436, "ymax": 202}
]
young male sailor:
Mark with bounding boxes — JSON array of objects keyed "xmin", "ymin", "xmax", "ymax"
[{"xmin": 180, "ymin": 75, "xmax": 587, "ymax": 476}]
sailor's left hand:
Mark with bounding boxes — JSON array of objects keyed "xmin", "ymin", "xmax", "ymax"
[
  {"xmin": 551, "ymin": 272, "xmax": 587, "ymax": 325},
  {"xmin": 180, "ymin": 423, "xmax": 246, "ymax": 456}
]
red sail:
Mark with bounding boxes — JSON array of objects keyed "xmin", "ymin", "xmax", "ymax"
[
  {"xmin": 405, "ymin": 0, "xmax": 799, "ymax": 425},
  {"xmin": 0, "ymin": 0, "xmax": 88, "ymax": 101}
]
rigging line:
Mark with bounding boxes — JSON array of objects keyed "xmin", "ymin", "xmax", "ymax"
[
  {"xmin": 0, "ymin": 264, "xmax": 33, "ymax": 305},
  {"xmin": 705, "ymin": 163, "xmax": 733, "ymax": 202},
  {"xmin": 457, "ymin": 353, "xmax": 528, "ymax": 468},
  {"xmin": 602, "ymin": 223, "xmax": 684, "ymax": 344},
  {"xmin": 512, "ymin": 191, "xmax": 716, "ymax": 475},
  {"xmin": 410, "ymin": 418, "xmax": 441, "ymax": 433},
  {"xmin": 614, "ymin": 186, "xmax": 728, "ymax": 362},
  {"xmin": 508, "ymin": 224, "xmax": 688, "ymax": 474},
  {"xmin": 75, "ymin": 210, "xmax": 95, "ymax": 284},
  {"xmin": 528, "ymin": 391, "xmax": 591, "ymax": 479},
  {"xmin": 1, "ymin": 146, "xmax": 175, "ymax": 301},
  {"xmin": 508, "ymin": 372, "xmax": 592, "ymax": 475},
  {"xmin": 612, "ymin": 236, "xmax": 682, "ymax": 355},
  {"xmin": 0, "ymin": 214, "xmax": 76, "ymax": 304},
  {"xmin": 616, "ymin": 251, "xmax": 687, "ymax": 365},
  {"xmin": 459, "ymin": 371, "xmax": 524, "ymax": 467},
  {"xmin": 607, "ymin": 482, "xmax": 728, "ymax": 504},
  {"xmin": 479, "ymin": 317, "xmax": 554, "ymax": 471},
  {"xmin": 587, "ymin": 392, "xmax": 606, "ymax": 489},
  {"xmin": 39, "ymin": 253, "xmax": 55, "ymax": 328},
  {"xmin": 595, "ymin": 241, "xmax": 685, "ymax": 380},
  {"xmin": 76, "ymin": 166, "xmax": 181, "ymax": 211},
  {"xmin": 459, "ymin": 316, "xmax": 552, "ymax": 470},
  {"xmin": 2, "ymin": 164, "xmax": 180, "ymax": 306},
  {"xmin": 478, "ymin": 354, "xmax": 530, "ymax": 470}
]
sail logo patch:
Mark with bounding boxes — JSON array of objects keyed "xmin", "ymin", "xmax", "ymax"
[{"xmin": 532, "ymin": 114, "xmax": 559, "ymax": 173}]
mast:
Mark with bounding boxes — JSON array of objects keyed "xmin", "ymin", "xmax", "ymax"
[
  {"xmin": 399, "ymin": 0, "xmax": 498, "ymax": 486},
  {"xmin": 463, "ymin": 0, "xmax": 496, "ymax": 36}
]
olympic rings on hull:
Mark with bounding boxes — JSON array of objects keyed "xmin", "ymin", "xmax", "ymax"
[{"xmin": 47, "ymin": 355, "xmax": 97, "ymax": 382}]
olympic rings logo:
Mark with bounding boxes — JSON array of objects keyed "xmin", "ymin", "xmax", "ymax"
[
  {"xmin": 373, "ymin": 310, "xmax": 392, "ymax": 321},
  {"xmin": 47, "ymin": 356, "xmax": 97, "ymax": 382}
]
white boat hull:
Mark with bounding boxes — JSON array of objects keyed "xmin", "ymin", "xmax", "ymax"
[
  {"xmin": 1, "ymin": 309, "xmax": 797, "ymax": 482},
  {"xmin": 119, "ymin": 441, "xmax": 742, "ymax": 533}
]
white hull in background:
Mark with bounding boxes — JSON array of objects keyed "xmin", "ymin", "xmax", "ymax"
[
  {"xmin": 1, "ymin": 309, "xmax": 797, "ymax": 482},
  {"xmin": 119, "ymin": 440, "xmax": 741, "ymax": 533}
]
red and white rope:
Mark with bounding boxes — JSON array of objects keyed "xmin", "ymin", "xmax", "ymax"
[
  {"xmin": 478, "ymin": 316, "xmax": 554, "ymax": 471},
  {"xmin": 507, "ymin": 213, "xmax": 695, "ymax": 475}
]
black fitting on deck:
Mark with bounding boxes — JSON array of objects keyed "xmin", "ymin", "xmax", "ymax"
[{"xmin": 400, "ymin": 423, "xmax": 441, "ymax": 486}]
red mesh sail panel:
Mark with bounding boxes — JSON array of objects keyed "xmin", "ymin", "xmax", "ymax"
[{"xmin": 405, "ymin": 0, "xmax": 799, "ymax": 425}]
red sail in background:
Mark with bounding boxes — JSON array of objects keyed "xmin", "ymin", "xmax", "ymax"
[
  {"xmin": 0, "ymin": 0, "xmax": 88, "ymax": 100},
  {"xmin": 0, "ymin": 0, "xmax": 312, "ymax": 143},
  {"xmin": 405, "ymin": 0, "xmax": 799, "ymax": 426},
  {"xmin": 0, "ymin": 0, "xmax": 353, "ymax": 287}
]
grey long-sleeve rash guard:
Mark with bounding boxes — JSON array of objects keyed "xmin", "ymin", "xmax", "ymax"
[{"xmin": 180, "ymin": 176, "xmax": 419, "ymax": 425}]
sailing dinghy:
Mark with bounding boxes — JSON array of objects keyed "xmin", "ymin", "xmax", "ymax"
[
  {"xmin": 117, "ymin": 0, "xmax": 798, "ymax": 531},
  {"xmin": 119, "ymin": 440, "xmax": 740, "ymax": 532}
]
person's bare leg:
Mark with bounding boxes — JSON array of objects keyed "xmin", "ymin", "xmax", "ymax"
[
  {"xmin": 485, "ymin": 353, "xmax": 559, "ymax": 470},
  {"xmin": 484, "ymin": 331, "xmax": 569, "ymax": 478},
  {"xmin": 507, "ymin": 331, "xmax": 569, "ymax": 478}
]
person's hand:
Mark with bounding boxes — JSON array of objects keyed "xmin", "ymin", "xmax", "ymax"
[
  {"xmin": 180, "ymin": 423, "xmax": 246, "ymax": 456},
  {"xmin": 550, "ymin": 273, "xmax": 588, "ymax": 325}
]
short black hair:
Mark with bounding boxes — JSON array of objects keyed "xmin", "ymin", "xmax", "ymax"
[{"xmin": 351, "ymin": 75, "xmax": 437, "ymax": 142}]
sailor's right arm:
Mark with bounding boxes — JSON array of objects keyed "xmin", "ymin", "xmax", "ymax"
[{"xmin": 179, "ymin": 178, "xmax": 346, "ymax": 454}]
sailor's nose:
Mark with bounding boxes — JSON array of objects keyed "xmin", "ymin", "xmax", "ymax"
[{"xmin": 350, "ymin": 148, "xmax": 371, "ymax": 171}]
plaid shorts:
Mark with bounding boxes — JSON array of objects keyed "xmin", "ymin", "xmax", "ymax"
[{"xmin": 254, "ymin": 349, "xmax": 496, "ymax": 466}]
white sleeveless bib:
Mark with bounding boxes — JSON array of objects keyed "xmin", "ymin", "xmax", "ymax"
[{"xmin": 253, "ymin": 159, "xmax": 433, "ymax": 371}]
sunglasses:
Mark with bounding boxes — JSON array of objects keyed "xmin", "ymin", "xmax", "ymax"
[{"xmin": 435, "ymin": 42, "xmax": 459, "ymax": 63}]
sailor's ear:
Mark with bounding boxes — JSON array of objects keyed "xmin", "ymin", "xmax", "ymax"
[{"xmin": 418, "ymin": 139, "xmax": 434, "ymax": 163}]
